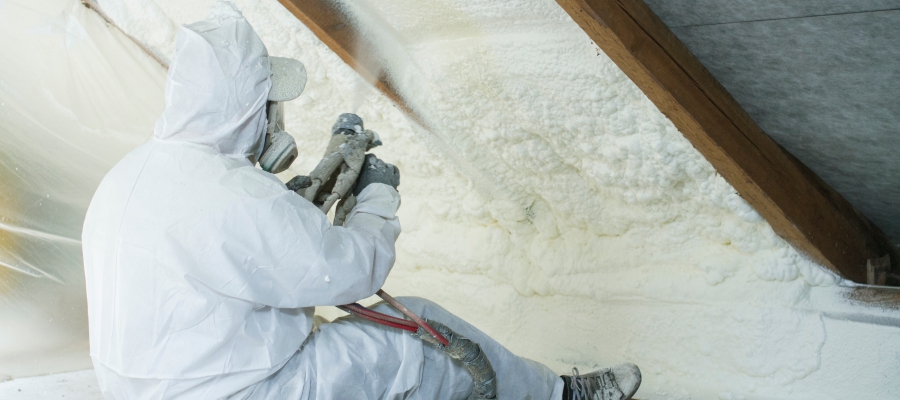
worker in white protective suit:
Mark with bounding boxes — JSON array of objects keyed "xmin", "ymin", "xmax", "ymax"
[{"xmin": 82, "ymin": 2, "xmax": 640, "ymax": 400}]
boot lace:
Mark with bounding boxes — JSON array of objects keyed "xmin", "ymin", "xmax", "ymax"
[{"xmin": 568, "ymin": 367, "xmax": 623, "ymax": 400}]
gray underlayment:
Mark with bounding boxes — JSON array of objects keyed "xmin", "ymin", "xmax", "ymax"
[{"xmin": 644, "ymin": 0, "xmax": 900, "ymax": 244}]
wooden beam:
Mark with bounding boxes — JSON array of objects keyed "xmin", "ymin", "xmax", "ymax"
[
  {"xmin": 845, "ymin": 285, "xmax": 900, "ymax": 309},
  {"xmin": 278, "ymin": 0, "xmax": 897, "ymax": 283},
  {"xmin": 554, "ymin": 0, "xmax": 898, "ymax": 283},
  {"xmin": 276, "ymin": 0, "xmax": 418, "ymax": 122}
]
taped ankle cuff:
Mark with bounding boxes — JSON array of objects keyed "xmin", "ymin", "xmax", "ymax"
[{"xmin": 561, "ymin": 375, "xmax": 571, "ymax": 400}]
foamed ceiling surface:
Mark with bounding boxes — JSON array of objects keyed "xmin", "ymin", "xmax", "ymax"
[{"xmin": 643, "ymin": 0, "xmax": 900, "ymax": 243}]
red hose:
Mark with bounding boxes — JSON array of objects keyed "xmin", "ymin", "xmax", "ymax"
[
  {"xmin": 336, "ymin": 292, "xmax": 450, "ymax": 346},
  {"xmin": 342, "ymin": 303, "xmax": 419, "ymax": 329},
  {"xmin": 337, "ymin": 304, "xmax": 419, "ymax": 332},
  {"xmin": 376, "ymin": 290, "xmax": 449, "ymax": 346}
]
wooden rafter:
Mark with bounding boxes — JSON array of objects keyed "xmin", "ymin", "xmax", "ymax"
[
  {"xmin": 277, "ymin": 0, "xmax": 897, "ymax": 284},
  {"xmin": 276, "ymin": 0, "xmax": 419, "ymax": 121},
  {"xmin": 554, "ymin": 0, "xmax": 898, "ymax": 283}
]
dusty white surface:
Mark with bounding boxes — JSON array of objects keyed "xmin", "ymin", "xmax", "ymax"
[
  {"xmin": 3, "ymin": 0, "xmax": 899, "ymax": 398},
  {"xmin": 0, "ymin": 369, "xmax": 102, "ymax": 399}
]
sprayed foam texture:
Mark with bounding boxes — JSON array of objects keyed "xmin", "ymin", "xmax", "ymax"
[{"xmin": 3, "ymin": 0, "xmax": 899, "ymax": 398}]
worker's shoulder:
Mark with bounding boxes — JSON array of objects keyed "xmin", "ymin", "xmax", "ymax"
[
  {"xmin": 218, "ymin": 163, "xmax": 290, "ymax": 200},
  {"xmin": 147, "ymin": 138, "xmax": 288, "ymax": 200},
  {"xmin": 90, "ymin": 141, "xmax": 157, "ymax": 204}
]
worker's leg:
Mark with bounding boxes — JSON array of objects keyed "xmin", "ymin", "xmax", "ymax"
[
  {"xmin": 384, "ymin": 296, "xmax": 563, "ymax": 399},
  {"xmin": 259, "ymin": 296, "xmax": 563, "ymax": 399}
]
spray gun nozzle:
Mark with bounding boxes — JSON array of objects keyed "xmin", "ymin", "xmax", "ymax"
[{"xmin": 332, "ymin": 113, "xmax": 364, "ymax": 135}]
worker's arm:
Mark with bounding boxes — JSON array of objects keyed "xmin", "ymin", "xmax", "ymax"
[
  {"xmin": 179, "ymin": 174, "xmax": 400, "ymax": 309},
  {"xmin": 293, "ymin": 182, "xmax": 402, "ymax": 307}
]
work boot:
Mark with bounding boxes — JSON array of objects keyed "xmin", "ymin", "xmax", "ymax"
[{"xmin": 561, "ymin": 363, "xmax": 641, "ymax": 400}]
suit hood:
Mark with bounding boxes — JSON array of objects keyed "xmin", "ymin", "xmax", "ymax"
[{"xmin": 153, "ymin": 2, "xmax": 271, "ymax": 161}]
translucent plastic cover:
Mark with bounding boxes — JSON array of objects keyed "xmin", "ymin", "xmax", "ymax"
[{"xmin": 0, "ymin": 0, "xmax": 165, "ymax": 377}]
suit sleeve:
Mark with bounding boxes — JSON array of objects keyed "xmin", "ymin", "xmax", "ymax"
[{"xmin": 180, "ymin": 182, "xmax": 401, "ymax": 308}]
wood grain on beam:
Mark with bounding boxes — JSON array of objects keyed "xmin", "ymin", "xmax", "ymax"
[
  {"xmin": 554, "ymin": 0, "xmax": 898, "ymax": 283},
  {"xmin": 276, "ymin": 0, "xmax": 417, "ymax": 120},
  {"xmin": 846, "ymin": 286, "xmax": 900, "ymax": 309}
]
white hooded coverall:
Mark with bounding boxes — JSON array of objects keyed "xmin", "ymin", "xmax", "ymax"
[{"xmin": 81, "ymin": 3, "xmax": 563, "ymax": 399}]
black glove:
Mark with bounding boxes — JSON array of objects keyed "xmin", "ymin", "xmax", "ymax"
[
  {"xmin": 353, "ymin": 154, "xmax": 399, "ymax": 196},
  {"xmin": 286, "ymin": 175, "xmax": 312, "ymax": 192}
]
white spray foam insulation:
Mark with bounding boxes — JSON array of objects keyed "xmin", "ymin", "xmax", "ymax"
[{"xmin": 43, "ymin": 0, "xmax": 900, "ymax": 398}]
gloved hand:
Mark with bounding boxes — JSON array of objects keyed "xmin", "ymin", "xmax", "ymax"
[{"xmin": 353, "ymin": 154, "xmax": 399, "ymax": 196}]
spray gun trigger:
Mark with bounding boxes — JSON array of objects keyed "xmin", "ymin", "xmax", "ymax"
[{"xmin": 369, "ymin": 130, "xmax": 382, "ymax": 148}]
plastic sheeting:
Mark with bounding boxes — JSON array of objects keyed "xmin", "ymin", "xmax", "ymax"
[{"xmin": 0, "ymin": 0, "xmax": 165, "ymax": 378}]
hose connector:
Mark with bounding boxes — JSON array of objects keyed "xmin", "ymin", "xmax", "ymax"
[{"xmin": 413, "ymin": 320, "xmax": 497, "ymax": 400}]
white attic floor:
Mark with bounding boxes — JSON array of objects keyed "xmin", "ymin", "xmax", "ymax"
[{"xmin": 0, "ymin": 370, "xmax": 101, "ymax": 400}]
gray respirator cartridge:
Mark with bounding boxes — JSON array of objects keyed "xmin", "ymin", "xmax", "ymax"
[{"xmin": 259, "ymin": 101, "xmax": 298, "ymax": 174}]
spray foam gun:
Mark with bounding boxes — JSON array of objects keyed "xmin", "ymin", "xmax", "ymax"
[
  {"xmin": 283, "ymin": 112, "xmax": 447, "ymax": 340},
  {"xmin": 285, "ymin": 113, "xmax": 497, "ymax": 400}
]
